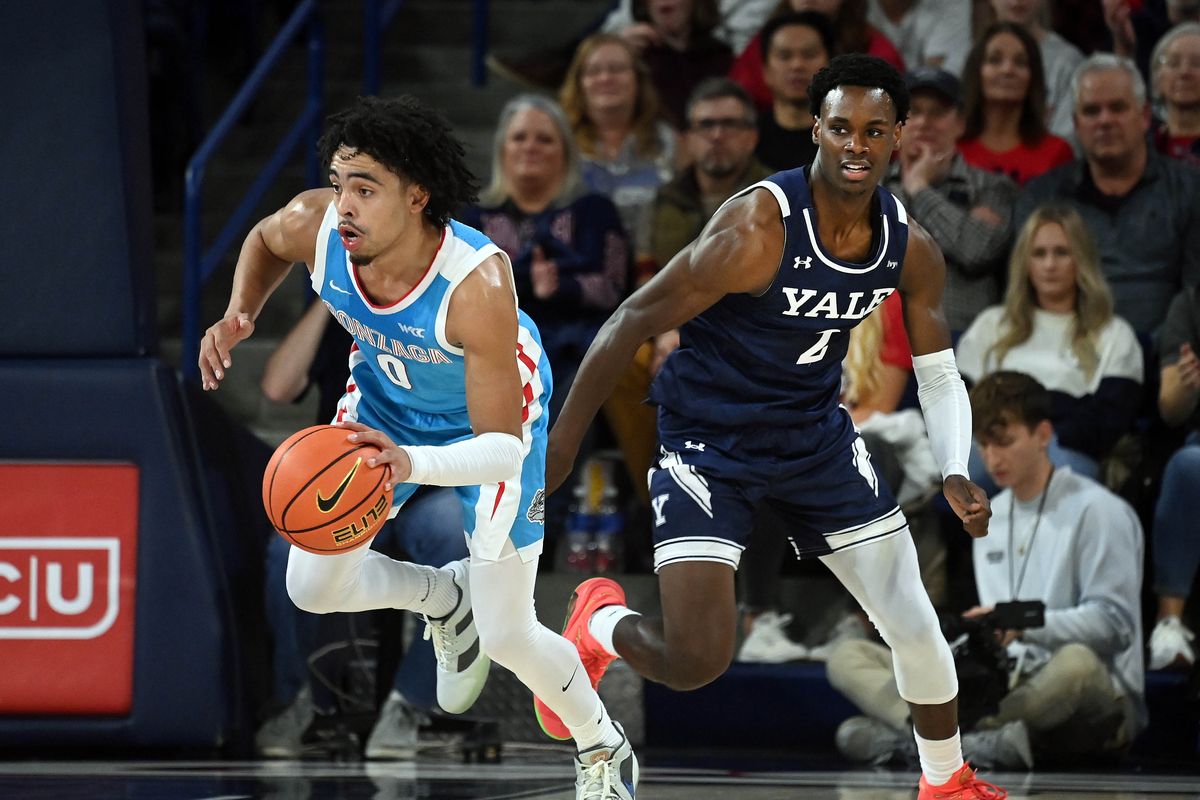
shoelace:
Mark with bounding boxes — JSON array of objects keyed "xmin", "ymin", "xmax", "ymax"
[
  {"xmin": 579, "ymin": 756, "xmax": 618, "ymax": 799},
  {"xmin": 423, "ymin": 617, "xmax": 456, "ymax": 670},
  {"xmin": 930, "ymin": 773, "xmax": 1007, "ymax": 800}
]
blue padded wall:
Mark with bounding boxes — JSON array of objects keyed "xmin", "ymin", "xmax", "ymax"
[
  {"xmin": 0, "ymin": 360, "xmax": 236, "ymax": 747},
  {"xmin": 0, "ymin": 0, "xmax": 155, "ymax": 356}
]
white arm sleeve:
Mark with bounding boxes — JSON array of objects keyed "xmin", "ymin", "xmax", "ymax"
[
  {"xmin": 400, "ymin": 431, "xmax": 525, "ymax": 487},
  {"xmin": 913, "ymin": 349, "xmax": 971, "ymax": 481}
]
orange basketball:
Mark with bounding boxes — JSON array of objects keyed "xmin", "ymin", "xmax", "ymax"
[{"xmin": 262, "ymin": 425, "xmax": 394, "ymax": 555}]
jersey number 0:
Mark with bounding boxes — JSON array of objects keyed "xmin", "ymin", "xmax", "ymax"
[{"xmin": 377, "ymin": 353, "xmax": 413, "ymax": 389}]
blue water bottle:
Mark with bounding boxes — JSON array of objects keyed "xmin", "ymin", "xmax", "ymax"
[
  {"xmin": 563, "ymin": 483, "xmax": 594, "ymax": 573},
  {"xmin": 591, "ymin": 486, "xmax": 624, "ymax": 574}
]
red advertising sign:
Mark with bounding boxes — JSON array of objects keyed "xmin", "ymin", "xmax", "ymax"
[{"xmin": 0, "ymin": 463, "xmax": 138, "ymax": 715}]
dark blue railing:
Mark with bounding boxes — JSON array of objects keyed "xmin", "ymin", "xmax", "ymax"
[
  {"xmin": 364, "ymin": 0, "xmax": 490, "ymax": 94},
  {"xmin": 181, "ymin": 0, "xmax": 324, "ymax": 383},
  {"xmin": 364, "ymin": 0, "xmax": 405, "ymax": 95}
]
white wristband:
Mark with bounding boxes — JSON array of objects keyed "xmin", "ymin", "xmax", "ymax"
[
  {"xmin": 400, "ymin": 431, "xmax": 525, "ymax": 487},
  {"xmin": 912, "ymin": 349, "xmax": 971, "ymax": 481}
]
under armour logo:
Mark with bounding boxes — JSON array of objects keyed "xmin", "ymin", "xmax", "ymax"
[
  {"xmin": 793, "ymin": 256, "xmax": 813, "ymax": 269},
  {"xmin": 684, "ymin": 440, "xmax": 706, "ymax": 451},
  {"xmin": 885, "ymin": 260, "xmax": 899, "ymax": 270},
  {"xmin": 651, "ymin": 494, "xmax": 669, "ymax": 526}
]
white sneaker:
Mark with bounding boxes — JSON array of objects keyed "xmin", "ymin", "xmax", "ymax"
[
  {"xmin": 365, "ymin": 690, "xmax": 427, "ymax": 760},
  {"xmin": 962, "ymin": 719, "xmax": 1034, "ymax": 770},
  {"xmin": 737, "ymin": 610, "xmax": 809, "ymax": 663},
  {"xmin": 1148, "ymin": 616, "xmax": 1196, "ymax": 670},
  {"xmin": 255, "ymin": 685, "xmax": 315, "ymax": 758},
  {"xmin": 834, "ymin": 715, "xmax": 907, "ymax": 765},
  {"xmin": 808, "ymin": 613, "xmax": 869, "ymax": 662},
  {"xmin": 423, "ymin": 559, "xmax": 491, "ymax": 714},
  {"xmin": 575, "ymin": 721, "xmax": 638, "ymax": 799}
]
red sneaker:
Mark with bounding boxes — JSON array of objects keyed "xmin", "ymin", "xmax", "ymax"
[
  {"xmin": 534, "ymin": 577, "xmax": 627, "ymax": 740},
  {"xmin": 918, "ymin": 764, "xmax": 1007, "ymax": 800}
]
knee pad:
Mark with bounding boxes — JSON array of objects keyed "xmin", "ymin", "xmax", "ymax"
[
  {"xmin": 473, "ymin": 604, "xmax": 540, "ymax": 667},
  {"xmin": 284, "ymin": 552, "xmax": 341, "ymax": 614},
  {"xmin": 871, "ymin": 603, "xmax": 957, "ymax": 706},
  {"xmin": 285, "ymin": 572, "xmax": 336, "ymax": 614}
]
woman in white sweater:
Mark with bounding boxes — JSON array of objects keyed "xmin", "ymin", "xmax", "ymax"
[{"xmin": 956, "ymin": 204, "xmax": 1144, "ymax": 480}]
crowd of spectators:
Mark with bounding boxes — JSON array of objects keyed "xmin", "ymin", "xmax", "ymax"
[
  {"xmin": 475, "ymin": 0, "xmax": 1200, "ymax": 764},
  {"xmin": 248, "ymin": 0, "xmax": 1200, "ymax": 765}
]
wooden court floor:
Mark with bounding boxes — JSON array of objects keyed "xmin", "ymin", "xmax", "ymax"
[{"xmin": 0, "ymin": 756, "xmax": 1197, "ymax": 799}]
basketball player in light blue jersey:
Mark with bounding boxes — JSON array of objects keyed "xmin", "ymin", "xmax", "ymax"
[
  {"xmin": 540, "ymin": 56, "xmax": 1007, "ymax": 800},
  {"xmin": 199, "ymin": 96, "xmax": 637, "ymax": 799}
]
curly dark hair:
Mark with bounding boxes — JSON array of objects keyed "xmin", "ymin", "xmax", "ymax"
[
  {"xmin": 317, "ymin": 95, "xmax": 478, "ymax": 227},
  {"xmin": 808, "ymin": 53, "xmax": 909, "ymax": 124}
]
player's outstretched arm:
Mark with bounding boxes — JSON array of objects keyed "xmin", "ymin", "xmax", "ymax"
[
  {"xmin": 546, "ymin": 189, "xmax": 784, "ymax": 493},
  {"xmin": 899, "ymin": 222, "xmax": 991, "ymax": 538},
  {"xmin": 199, "ymin": 188, "xmax": 332, "ymax": 390}
]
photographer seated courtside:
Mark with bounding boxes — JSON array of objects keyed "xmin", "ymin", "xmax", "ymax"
[{"xmin": 824, "ymin": 371, "xmax": 1146, "ymax": 770}]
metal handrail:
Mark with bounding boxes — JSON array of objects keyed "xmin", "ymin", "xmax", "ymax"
[
  {"xmin": 181, "ymin": 0, "xmax": 324, "ymax": 383},
  {"xmin": 364, "ymin": 0, "xmax": 405, "ymax": 95},
  {"xmin": 363, "ymin": 0, "xmax": 489, "ymax": 94}
]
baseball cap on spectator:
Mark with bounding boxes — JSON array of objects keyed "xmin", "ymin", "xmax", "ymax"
[{"xmin": 904, "ymin": 67, "xmax": 961, "ymax": 108}]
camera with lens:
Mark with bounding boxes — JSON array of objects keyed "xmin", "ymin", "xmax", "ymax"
[
  {"xmin": 936, "ymin": 600, "xmax": 1044, "ymax": 730},
  {"xmin": 983, "ymin": 599, "xmax": 1046, "ymax": 631}
]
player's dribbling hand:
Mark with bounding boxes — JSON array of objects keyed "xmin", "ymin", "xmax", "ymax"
[
  {"xmin": 199, "ymin": 313, "xmax": 255, "ymax": 391},
  {"xmin": 337, "ymin": 421, "xmax": 408, "ymax": 490},
  {"xmin": 943, "ymin": 474, "xmax": 991, "ymax": 538}
]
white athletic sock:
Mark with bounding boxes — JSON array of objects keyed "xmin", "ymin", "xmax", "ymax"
[
  {"xmin": 567, "ymin": 695, "xmax": 622, "ymax": 751},
  {"xmin": 408, "ymin": 563, "xmax": 459, "ymax": 619},
  {"xmin": 914, "ymin": 727, "xmax": 964, "ymax": 786},
  {"xmin": 588, "ymin": 605, "xmax": 639, "ymax": 658}
]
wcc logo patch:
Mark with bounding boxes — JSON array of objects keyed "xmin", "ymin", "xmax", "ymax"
[{"xmin": 526, "ymin": 488, "xmax": 545, "ymax": 524}]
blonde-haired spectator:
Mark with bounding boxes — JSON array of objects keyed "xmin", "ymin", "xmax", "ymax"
[
  {"xmin": 560, "ymin": 33, "xmax": 678, "ymax": 276},
  {"xmin": 956, "ymin": 204, "xmax": 1143, "ymax": 480}
]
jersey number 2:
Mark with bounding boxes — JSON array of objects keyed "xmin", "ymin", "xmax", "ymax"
[
  {"xmin": 796, "ymin": 328, "xmax": 840, "ymax": 365},
  {"xmin": 377, "ymin": 354, "xmax": 413, "ymax": 389}
]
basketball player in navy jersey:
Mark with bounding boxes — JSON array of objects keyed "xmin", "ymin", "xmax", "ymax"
[
  {"xmin": 539, "ymin": 55, "xmax": 1005, "ymax": 799},
  {"xmin": 199, "ymin": 96, "xmax": 637, "ymax": 800}
]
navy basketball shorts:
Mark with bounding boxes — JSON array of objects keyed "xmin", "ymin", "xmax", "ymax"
[{"xmin": 648, "ymin": 407, "xmax": 908, "ymax": 572}]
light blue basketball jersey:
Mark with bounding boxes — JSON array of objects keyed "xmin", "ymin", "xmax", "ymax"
[{"xmin": 310, "ymin": 203, "xmax": 552, "ymax": 560}]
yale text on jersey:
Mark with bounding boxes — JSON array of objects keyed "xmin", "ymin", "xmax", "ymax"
[{"xmin": 780, "ymin": 287, "xmax": 894, "ymax": 320}]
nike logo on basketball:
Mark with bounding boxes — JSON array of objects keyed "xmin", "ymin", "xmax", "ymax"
[
  {"xmin": 316, "ymin": 458, "xmax": 361, "ymax": 512},
  {"xmin": 562, "ymin": 664, "xmax": 579, "ymax": 692},
  {"xmin": 328, "ymin": 280, "xmax": 351, "ymax": 295}
]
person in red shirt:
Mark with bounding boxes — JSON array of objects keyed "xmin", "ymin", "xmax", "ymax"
[
  {"xmin": 730, "ymin": 0, "xmax": 904, "ymax": 111},
  {"xmin": 957, "ymin": 21, "xmax": 1074, "ymax": 187}
]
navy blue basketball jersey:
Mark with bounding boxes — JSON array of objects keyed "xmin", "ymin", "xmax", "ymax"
[{"xmin": 650, "ymin": 167, "xmax": 910, "ymax": 427}]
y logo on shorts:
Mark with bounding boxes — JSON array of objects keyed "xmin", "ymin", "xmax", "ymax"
[{"xmin": 651, "ymin": 494, "xmax": 669, "ymax": 527}]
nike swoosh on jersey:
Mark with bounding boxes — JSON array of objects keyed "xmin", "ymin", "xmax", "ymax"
[
  {"xmin": 316, "ymin": 458, "xmax": 361, "ymax": 512},
  {"xmin": 328, "ymin": 280, "xmax": 352, "ymax": 295}
]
